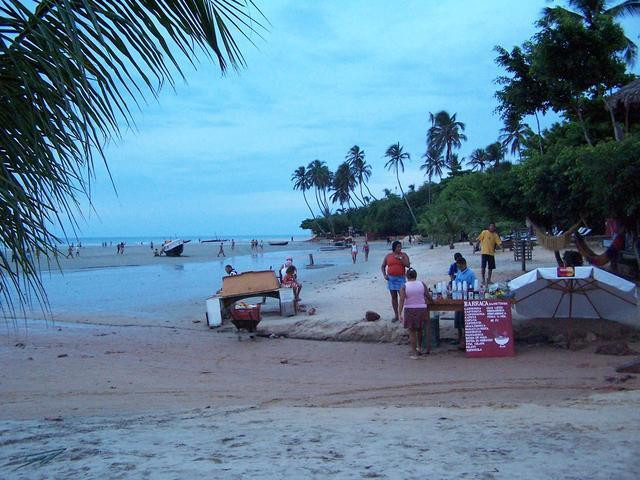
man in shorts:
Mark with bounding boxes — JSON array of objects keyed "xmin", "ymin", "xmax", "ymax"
[{"xmin": 476, "ymin": 222, "xmax": 501, "ymax": 285}]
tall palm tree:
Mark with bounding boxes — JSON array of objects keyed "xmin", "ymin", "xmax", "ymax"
[
  {"xmin": 346, "ymin": 145, "xmax": 377, "ymax": 203},
  {"xmin": 0, "ymin": 0, "xmax": 264, "ymax": 308},
  {"xmin": 307, "ymin": 160, "xmax": 335, "ymax": 234},
  {"xmin": 427, "ymin": 111, "xmax": 467, "ymax": 167},
  {"xmin": 468, "ymin": 148, "xmax": 490, "ymax": 172},
  {"xmin": 499, "ymin": 120, "xmax": 529, "ymax": 161},
  {"xmin": 544, "ymin": 0, "xmax": 640, "ymax": 65},
  {"xmin": 291, "ymin": 166, "xmax": 326, "ymax": 235},
  {"xmin": 384, "ymin": 142, "xmax": 418, "ymax": 226},
  {"xmin": 330, "ymin": 162, "xmax": 356, "ymax": 210},
  {"xmin": 420, "ymin": 146, "xmax": 447, "ymax": 204}
]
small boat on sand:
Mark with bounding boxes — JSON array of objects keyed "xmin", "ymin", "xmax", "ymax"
[
  {"xmin": 161, "ymin": 239, "xmax": 190, "ymax": 257},
  {"xmin": 268, "ymin": 241, "xmax": 289, "ymax": 246}
]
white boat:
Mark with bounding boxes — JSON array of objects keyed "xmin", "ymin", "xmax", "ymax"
[{"xmin": 161, "ymin": 239, "xmax": 190, "ymax": 257}]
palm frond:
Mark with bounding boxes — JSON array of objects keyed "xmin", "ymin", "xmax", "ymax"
[{"xmin": 0, "ymin": 0, "xmax": 266, "ymax": 312}]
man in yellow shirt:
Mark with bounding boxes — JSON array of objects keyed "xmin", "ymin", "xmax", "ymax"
[{"xmin": 476, "ymin": 222, "xmax": 502, "ymax": 285}]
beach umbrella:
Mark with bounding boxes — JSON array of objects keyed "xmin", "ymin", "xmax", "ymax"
[{"xmin": 508, "ymin": 267, "xmax": 638, "ymax": 343}]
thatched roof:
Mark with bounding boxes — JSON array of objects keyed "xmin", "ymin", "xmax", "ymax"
[{"xmin": 606, "ymin": 79, "xmax": 640, "ymax": 110}]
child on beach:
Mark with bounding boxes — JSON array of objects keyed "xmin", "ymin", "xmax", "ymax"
[
  {"xmin": 363, "ymin": 240, "xmax": 370, "ymax": 261},
  {"xmin": 351, "ymin": 242, "xmax": 358, "ymax": 263},
  {"xmin": 217, "ymin": 242, "xmax": 225, "ymax": 257},
  {"xmin": 398, "ymin": 268, "xmax": 432, "ymax": 359},
  {"xmin": 282, "ymin": 265, "xmax": 302, "ymax": 303}
]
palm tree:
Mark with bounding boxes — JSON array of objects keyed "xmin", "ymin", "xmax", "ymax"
[
  {"xmin": 448, "ymin": 153, "xmax": 463, "ymax": 176},
  {"xmin": 544, "ymin": 0, "xmax": 640, "ymax": 65},
  {"xmin": 346, "ymin": 145, "xmax": 377, "ymax": 203},
  {"xmin": 468, "ymin": 148, "xmax": 490, "ymax": 172},
  {"xmin": 330, "ymin": 162, "xmax": 355, "ymax": 210},
  {"xmin": 485, "ymin": 142, "xmax": 506, "ymax": 169},
  {"xmin": 420, "ymin": 146, "xmax": 447, "ymax": 203},
  {"xmin": 499, "ymin": 120, "xmax": 529, "ymax": 161},
  {"xmin": 307, "ymin": 160, "xmax": 335, "ymax": 235},
  {"xmin": 0, "ymin": 0, "xmax": 264, "ymax": 308},
  {"xmin": 291, "ymin": 166, "xmax": 326, "ymax": 235},
  {"xmin": 427, "ymin": 111, "xmax": 467, "ymax": 166},
  {"xmin": 384, "ymin": 142, "xmax": 418, "ymax": 226}
]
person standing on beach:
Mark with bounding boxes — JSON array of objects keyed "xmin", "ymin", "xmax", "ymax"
[
  {"xmin": 476, "ymin": 222, "xmax": 501, "ymax": 285},
  {"xmin": 398, "ymin": 268, "xmax": 432, "ymax": 358},
  {"xmin": 363, "ymin": 240, "xmax": 370, "ymax": 262},
  {"xmin": 381, "ymin": 240, "xmax": 410, "ymax": 322},
  {"xmin": 351, "ymin": 242, "xmax": 358, "ymax": 264},
  {"xmin": 217, "ymin": 242, "xmax": 225, "ymax": 257},
  {"xmin": 231, "ymin": 239, "xmax": 235, "ymax": 250}
]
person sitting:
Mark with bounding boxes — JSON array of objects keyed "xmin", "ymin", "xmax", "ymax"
[
  {"xmin": 448, "ymin": 252, "xmax": 463, "ymax": 281},
  {"xmin": 281, "ymin": 265, "xmax": 302, "ymax": 303},
  {"xmin": 279, "ymin": 256, "xmax": 294, "ymax": 282},
  {"xmin": 224, "ymin": 264, "xmax": 238, "ymax": 276},
  {"xmin": 453, "ymin": 257, "xmax": 477, "ymax": 350}
]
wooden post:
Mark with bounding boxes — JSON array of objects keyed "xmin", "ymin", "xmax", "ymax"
[{"xmin": 521, "ymin": 240, "xmax": 526, "ymax": 271}]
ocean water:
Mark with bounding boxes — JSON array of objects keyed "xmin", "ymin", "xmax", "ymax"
[
  {"xmin": 59, "ymin": 234, "xmax": 312, "ymax": 247},
  {"xmin": 31, "ymin": 247, "xmax": 351, "ymax": 322}
]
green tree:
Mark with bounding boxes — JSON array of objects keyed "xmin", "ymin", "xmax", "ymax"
[
  {"xmin": 307, "ymin": 160, "xmax": 335, "ymax": 235},
  {"xmin": 291, "ymin": 166, "xmax": 326, "ymax": 235},
  {"xmin": 427, "ymin": 111, "xmax": 467, "ymax": 167},
  {"xmin": 346, "ymin": 145, "xmax": 377, "ymax": 203},
  {"xmin": 330, "ymin": 162, "xmax": 357, "ymax": 210},
  {"xmin": 543, "ymin": 0, "xmax": 640, "ymax": 65},
  {"xmin": 0, "ymin": 0, "xmax": 264, "ymax": 308},
  {"xmin": 468, "ymin": 148, "xmax": 490, "ymax": 171},
  {"xmin": 485, "ymin": 142, "xmax": 506, "ymax": 169},
  {"xmin": 499, "ymin": 119, "xmax": 530, "ymax": 161},
  {"xmin": 384, "ymin": 142, "xmax": 418, "ymax": 226},
  {"xmin": 420, "ymin": 146, "xmax": 447, "ymax": 203},
  {"xmin": 530, "ymin": 10, "xmax": 628, "ymax": 145}
]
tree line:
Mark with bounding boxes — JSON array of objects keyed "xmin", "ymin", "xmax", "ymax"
[{"xmin": 294, "ymin": 0, "xmax": 640, "ymax": 244}]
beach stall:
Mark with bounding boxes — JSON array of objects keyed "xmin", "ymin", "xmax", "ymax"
[{"xmin": 509, "ymin": 266, "xmax": 638, "ymax": 343}]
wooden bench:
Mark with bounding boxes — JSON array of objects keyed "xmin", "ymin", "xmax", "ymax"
[{"xmin": 206, "ymin": 270, "xmax": 296, "ymax": 328}]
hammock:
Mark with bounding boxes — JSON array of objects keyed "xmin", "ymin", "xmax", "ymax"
[
  {"xmin": 574, "ymin": 232, "xmax": 625, "ymax": 267},
  {"xmin": 526, "ymin": 218, "xmax": 583, "ymax": 251}
]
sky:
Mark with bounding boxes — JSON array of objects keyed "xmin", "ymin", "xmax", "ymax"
[{"xmin": 77, "ymin": 0, "xmax": 640, "ymax": 238}]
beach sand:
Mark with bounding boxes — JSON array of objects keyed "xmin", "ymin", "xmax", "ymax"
[{"xmin": 1, "ymin": 240, "xmax": 639, "ymax": 478}]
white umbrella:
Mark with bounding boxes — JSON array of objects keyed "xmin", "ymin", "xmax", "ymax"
[{"xmin": 509, "ymin": 267, "xmax": 638, "ymax": 342}]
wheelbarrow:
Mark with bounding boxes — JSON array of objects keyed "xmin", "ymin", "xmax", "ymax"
[{"xmin": 230, "ymin": 303, "xmax": 261, "ymax": 341}]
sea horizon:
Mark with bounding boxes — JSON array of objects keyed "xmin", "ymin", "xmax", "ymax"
[{"xmin": 54, "ymin": 233, "xmax": 314, "ymax": 247}]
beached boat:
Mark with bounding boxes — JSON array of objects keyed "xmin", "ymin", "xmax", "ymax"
[
  {"xmin": 268, "ymin": 241, "xmax": 289, "ymax": 246},
  {"xmin": 161, "ymin": 239, "xmax": 191, "ymax": 257}
]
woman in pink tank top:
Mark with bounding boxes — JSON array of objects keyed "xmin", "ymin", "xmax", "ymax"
[{"xmin": 399, "ymin": 268, "xmax": 432, "ymax": 358}]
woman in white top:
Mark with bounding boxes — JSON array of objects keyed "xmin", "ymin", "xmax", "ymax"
[{"xmin": 351, "ymin": 242, "xmax": 358, "ymax": 264}]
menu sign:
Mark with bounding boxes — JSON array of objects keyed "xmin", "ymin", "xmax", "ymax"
[
  {"xmin": 464, "ymin": 300, "xmax": 514, "ymax": 358},
  {"xmin": 557, "ymin": 266, "xmax": 575, "ymax": 277}
]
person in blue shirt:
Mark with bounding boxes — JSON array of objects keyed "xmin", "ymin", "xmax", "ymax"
[
  {"xmin": 453, "ymin": 257, "xmax": 476, "ymax": 350},
  {"xmin": 448, "ymin": 252, "xmax": 463, "ymax": 281}
]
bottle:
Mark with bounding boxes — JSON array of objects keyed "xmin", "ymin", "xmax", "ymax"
[
  {"xmin": 480, "ymin": 284, "xmax": 486, "ymax": 299},
  {"xmin": 462, "ymin": 281, "xmax": 468, "ymax": 300}
]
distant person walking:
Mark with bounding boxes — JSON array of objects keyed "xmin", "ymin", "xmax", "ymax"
[
  {"xmin": 231, "ymin": 239, "xmax": 235, "ymax": 250},
  {"xmin": 351, "ymin": 242, "xmax": 358, "ymax": 263},
  {"xmin": 75, "ymin": 245, "xmax": 80, "ymax": 257},
  {"xmin": 217, "ymin": 242, "xmax": 225, "ymax": 257},
  {"xmin": 476, "ymin": 222, "xmax": 501, "ymax": 285},
  {"xmin": 381, "ymin": 240, "xmax": 410, "ymax": 323},
  {"xmin": 363, "ymin": 240, "xmax": 370, "ymax": 262},
  {"xmin": 67, "ymin": 245, "xmax": 73, "ymax": 259}
]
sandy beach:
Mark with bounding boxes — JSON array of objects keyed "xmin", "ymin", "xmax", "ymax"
[{"xmin": 1, "ymin": 239, "xmax": 639, "ymax": 478}]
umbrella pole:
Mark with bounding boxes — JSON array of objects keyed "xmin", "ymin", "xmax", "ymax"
[{"xmin": 568, "ymin": 279, "xmax": 573, "ymax": 349}]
